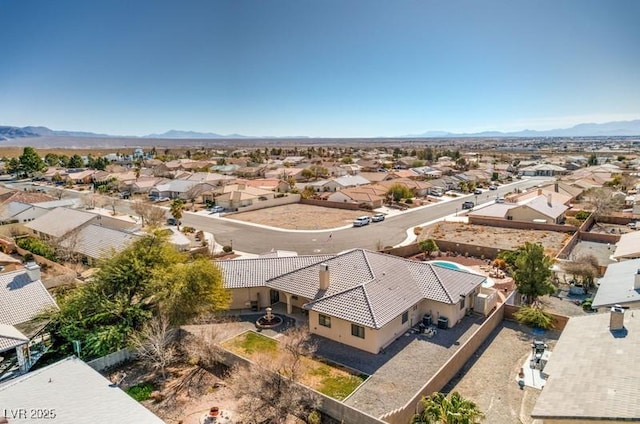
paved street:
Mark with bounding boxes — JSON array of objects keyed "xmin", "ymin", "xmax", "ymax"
[{"xmin": 5, "ymin": 178, "xmax": 549, "ymax": 255}]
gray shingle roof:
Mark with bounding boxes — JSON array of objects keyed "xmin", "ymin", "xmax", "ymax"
[
  {"xmin": 0, "ymin": 356, "xmax": 165, "ymax": 424},
  {"xmin": 0, "ymin": 270, "xmax": 57, "ymax": 327},
  {"xmin": 217, "ymin": 255, "xmax": 335, "ymax": 289},
  {"xmin": 60, "ymin": 224, "xmax": 139, "ymax": 260},
  {"xmin": 268, "ymin": 249, "xmax": 486, "ymax": 329},
  {"xmin": 531, "ymin": 312, "xmax": 640, "ymax": 420},
  {"xmin": 25, "ymin": 207, "xmax": 96, "ymax": 238}
]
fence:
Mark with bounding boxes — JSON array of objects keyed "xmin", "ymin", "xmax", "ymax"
[
  {"xmin": 235, "ymin": 194, "xmax": 301, "ymax": 213},
  {"xmin": 468, "ymin": 217, "xmax": 577, "ymax": 233},
  {"xmin": 382, "ymin": 239, "xmax": 505, "ymax": 260},
  {"xmin": 300, "ymin": 198, "xmax": 365, "ymax": 211},
  {"xmin": 216, "ymin": 337, "xmax": 386, "ymax": 424},
  {"xmin": 380, "ymin": 304, "xmax": 506, "ymax": 424},
  {"xmin": 87, "ymin": 348, "xmax": 134, "ymax": 371}
]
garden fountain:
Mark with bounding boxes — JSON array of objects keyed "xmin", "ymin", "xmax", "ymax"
[{"xmin": 255, "ymin": 307, "xmax": 283, "ymax": 329}]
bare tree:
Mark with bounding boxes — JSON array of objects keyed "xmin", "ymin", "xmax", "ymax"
[
  {"xmin": 132, "ymin": 200, "xmax": 166, "ymax": 228},
  {"xmin": 585, "ymin": 187, "xmax": 625, "ymax": 221},
  {"xmin": 130, "ymin": 315, "xmax": 177, "ymax": 379},
  {"xmin": 562, "ymin": 253, "xmax": 600, "ymax": 291},
  {"xmin": 226, "ymin": 326, "xmax": 320, "ymax": 423}
]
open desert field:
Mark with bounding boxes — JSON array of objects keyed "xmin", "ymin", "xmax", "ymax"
[{"xmin": 226, "ymin": 203, "xmax": 365, "ymax": 230}]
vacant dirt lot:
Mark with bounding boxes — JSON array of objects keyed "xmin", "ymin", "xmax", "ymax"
[
  {"xmin": 444, "ymin": 321, "xmax": 560, "ymax": 424},
  {"xmin": 227, "ymin": 203, "xmax": 366, "ymax": 230},
  {"xmin": 422, "ymin": 222, "xmax": 571, "ymax": 256}
]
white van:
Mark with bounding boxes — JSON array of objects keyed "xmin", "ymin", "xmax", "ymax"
[{"xmin": 353, "ymin": 216, "xmax": 371, "ymax": 227}]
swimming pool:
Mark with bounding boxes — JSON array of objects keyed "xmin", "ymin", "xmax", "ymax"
[{"xmin": 428, "ymin": 260, "xmax": 495, "ymax": 288}]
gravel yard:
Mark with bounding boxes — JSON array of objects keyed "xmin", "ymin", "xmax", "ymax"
[
  {"xmin": 226, "ymin": 203, "xmax": 366, "ymax": 230},
  {"xmin": 422, "ymin": 222, "xmax": 571, "ymax": 256},
  {"xmin": 444, "ymin": 321, "xmax": 560, "ymax": 424}
]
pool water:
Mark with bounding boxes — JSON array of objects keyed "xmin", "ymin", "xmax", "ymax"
[{"xmin": 428, "ymin": 260, "xmax": 495, "ymax": 288}]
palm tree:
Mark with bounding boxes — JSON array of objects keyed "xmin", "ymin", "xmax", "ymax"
[
  {"xmin": 169, "ymin": 199, "xmax": 185, "ymax": 230},
  {"xmin": 412, "ymin": 392, "xmax": 484, "ymax": 424}
]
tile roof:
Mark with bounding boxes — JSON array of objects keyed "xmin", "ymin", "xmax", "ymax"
[
  {"xmin": 0, "ymin": 356, "xmax": 165, "ymax": 424},
  {"xmin": 592, "ymin": 258, "xmax": 640, "ymax": 308},
  {"xmin": 59, "ymin": 224, "xmax": 139, "ymax": 260},
  {"xmin": 25, "ymin": 207, "xmax": 96, "ymax": 238},
  {"xmin": 268, "ymin": 250, "xmax": 486, "ymax": 329},
  {"xmin": 531, "ymin": 312, "xmax": 640, "ymax": 420},
  {"xmin": 0, "ymin": 202, "xmax": 32, "ymax": 220},
  {"xmin": 217, "ymin": 255, "xmax": 335, "ymax": 289},
  {"xmin": 0, "ymin": 323, "xmax": 29, "ymax": 351},
  {"xmin": 0, "ymin": 269, "xmax": 57, "ymax": 327}
]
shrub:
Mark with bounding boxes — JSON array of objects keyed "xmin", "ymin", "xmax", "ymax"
[
  {"xmin": 514, "ymin": 305, "xmax": 554, "ymax": 329},
  {"xmin": 182, "ymin": 226, "xmax": 195, "ymax": 233},
  {"xmin": 575, "ymin": 210, "xmax": 590, "ymax": 221},
  {"xmin": 307, "ymin": 410, "xmax": 321, "ymax": 424},
  {"xmin": 413, "ymin": 227, "xmax": 423, "ymax": 235},
  {"xmin": 222, "ymin": 245, "xmax": 233, "ymax": 253},
  {"xmin": 23, "ymin": 253, "xmax": 34, "ymax": 263},
  {"xmin": 16, "ymin": 237, "xmax": 56, "ymax": 261},
  {"xmin": 492, "ymin": 258, "xmax": 506, "ymax": 269},
  {"xmin": 405, "ymin": 198, "xmax": 413, "ymax": 204},
  {"xmin": 126, "ymin": 382, "xmax": 155, "ymax": 401}
]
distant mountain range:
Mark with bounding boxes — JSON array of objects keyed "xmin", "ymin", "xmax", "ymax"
[
  {"xmin": 1, "ymin": 119, "xmax": 639, "ymax": 141},
  {"xmin": 404, "ymin": 119, "xmax": 640, "ymax": 138}
]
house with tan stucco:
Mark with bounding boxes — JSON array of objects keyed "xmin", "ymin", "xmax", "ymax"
[{"xmin": 218, "ymin": 249, "xmax": 488, "ymax": 354}]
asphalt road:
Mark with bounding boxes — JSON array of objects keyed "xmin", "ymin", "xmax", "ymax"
[{"xmin": 6, "ymin": 178, "xmax": 549, "ymax": 255}]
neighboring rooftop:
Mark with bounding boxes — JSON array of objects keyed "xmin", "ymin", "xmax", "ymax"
[
  {"xmin": 59, "ymin": 224, "xmax": 139, "ymax": 260},
  {"xmin": 531, "ymin": 312, "xmax": 640, "ymax": 421},
  {"xmin": 592, "ymin": 259, "xmax": 640, "ymax": 308},
  {"xmin": 24, "ymin": 207, "xmax": 96, "ymax": 238},
  {"xmin": 613, "ymin": 231, "xmax": 640, "ymax": 260},
  {"xmin": 0, "ymin": 356, "xmax": 165, "ymax": 424},
  {"xmin": 0, "ymin": 268, "xmax": 57, "ymax": 327}
]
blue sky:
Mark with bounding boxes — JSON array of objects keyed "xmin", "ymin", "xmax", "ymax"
[{"xmin": 1, "ymin": 0, "xmax": 639, "ymax": 137}]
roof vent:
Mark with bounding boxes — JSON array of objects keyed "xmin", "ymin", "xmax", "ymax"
[{"xmin": 25, "ymin": 261, "xmax": 41, "ymax": 282}]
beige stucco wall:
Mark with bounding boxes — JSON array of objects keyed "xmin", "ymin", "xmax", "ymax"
[
  {"xmin": 309, "ymin": 311, "xmax": 381, "ymax": 354},
  {"xmin": 229, "ymin": 287, "xmax": 271, "ymax": 310}
]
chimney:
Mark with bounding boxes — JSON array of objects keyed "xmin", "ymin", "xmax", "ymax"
[
  {"xmin": 635, "ymin": 269, "xmax": 640, "ymax": 290},
  {"xmin": 319, "ymin": 263, "xmax": 330, "ymax": 290},
  {"xmin": 537, "ymin": 188, "xmax": 542, "ymax": 196},
  {"xmin": 554, "ymin": 182, "xmax": 559, "ymax": 193},
  {"xmin": 25, "ymin": 262, "xmax": 41, "ymax": 282},
  {"xmin": 610, "ymin": 305, "xmax": 625, "ymax": 331}
]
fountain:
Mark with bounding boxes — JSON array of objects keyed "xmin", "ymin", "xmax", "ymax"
[{"xmin": 256, "ymin": 307, "xmax": 283, "ymax": 329}]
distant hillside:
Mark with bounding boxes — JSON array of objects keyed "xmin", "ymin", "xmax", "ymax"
[
  {"xmin": 0, "ymin": 125, "xmax": 113, "ymax": 140},
  {"xmin": 143, "ymin": 130, "xmax": 251, "ymax": 139},
  {"xmin": 0, "ymin": 126, "xmax": 40, "ymax": 139},
  {"xmin": 405, "ymin": 119, "xmax": 640, "ymax": 138}
]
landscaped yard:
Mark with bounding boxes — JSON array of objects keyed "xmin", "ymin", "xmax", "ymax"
[
  {"xmin": 225, "ymin": 203, "xmax": 365, "ymax": 230},
  {"xmin": 222, "ymin": 331, "xmax": 366, "ymax": 400}
]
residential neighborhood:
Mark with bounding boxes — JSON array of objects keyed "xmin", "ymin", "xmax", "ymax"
[{"xmin": 0, "ymin": 139, "xmax": 640, "ymax": 423}]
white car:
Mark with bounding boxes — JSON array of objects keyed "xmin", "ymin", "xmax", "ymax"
[
  {"xmin": 371, "ymin": 213, "xmax": 385, "ymax": 222},
  {"xmin": 208, "ymin": 206, "xmax": 225, "ymax": 213},
  {"xmin": 353, "ymin": 216, "xmax": 371, "ymax": 227}
]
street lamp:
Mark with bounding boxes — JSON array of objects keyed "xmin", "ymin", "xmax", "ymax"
[{"xmin": 475, "ymin": 194, "xmax": 478, "ymax": 206}]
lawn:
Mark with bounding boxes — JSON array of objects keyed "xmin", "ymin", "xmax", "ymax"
[{"xmin": 222, "ymin": 331, "xmax": 366, "ymax": 400}]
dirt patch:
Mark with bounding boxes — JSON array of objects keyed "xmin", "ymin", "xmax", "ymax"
[
  {"xmin": 226, "ymin": 203, "xmax": 367, "ymax": 230},
  {"xmin": 422, "ymin": 222, "xmax": 570, "ymax": 256},
  {"xmin": 444, "ymin": 321, "xmax": 560, "ymax": 424}
]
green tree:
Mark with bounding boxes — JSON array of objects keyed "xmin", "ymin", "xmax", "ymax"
[
  {"xmin": 512, "ymin": 242, "xmax": 555, "ymax": 305},
  {"xmin": 6, "ymin": 157, "xmax": 20, "ymax": 176},
  {"xmin": 68, "ymin": 154, "xmax": 84, "ymax": 168},
  {"xmin": 44, "ymin": 153, "xmax": 60, "ymax": 167},
  {"xmin": 587, "ymin": 153, "xmax": 598, "ymax": 166},
  {"xmin": 387, "ymin": 184, "xmax": 413, "ymax": 202},
  {"xmin": 170, "ymin": 199, "xmax": 185, "ymax": 229},
  {"xmin": 419, "ymin": 239, "xmax": 439, "ymax": 259},
  {"xmin": 47, "ymin": 233, "xmax": 230, "ymax": 358},
  {"xmin": 18, "ymin": 147, "xmax": 45, "ymax": 176},
  {"xmin": 412, "ymin": 391, "xmax": 484, "ymax": 424}
]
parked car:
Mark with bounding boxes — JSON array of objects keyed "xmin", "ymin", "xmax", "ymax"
[
  {"xmin": 371, "ymin": 213, "xmax": 385, "ymax": 222},
  {"xmin": 353, "ymin": 216, "xmax": 371, "ymax": 227},
  {"xmin": 167, "ymin": 218, "xmax": 181, "ymax": 226},
  {"xmin": 209, "ymin": 206, "xmax": 225, "ymax": 213},
  {"xmin": 495, "ymin": 196, "xmax": 505, "ymax": 203},
  {"xmin": 489, "ymin": 185, "xmax": 498, "ymax": 190},
  {"xmin": 461, "ymin": 201, "xmax": 475, "ymax": 209},
  {"xmin": 153, "ymin": 196, "xmax": 170, "ymax": 202},
  {"xmin": 473, "ymin": 188, "xmax": 482, "ymax": 195}
]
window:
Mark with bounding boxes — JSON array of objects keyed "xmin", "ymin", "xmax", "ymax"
[
  {"xmin": 319, "ymin": 314, "xmax": 331, "ymax": 328},
  {"xmin": 351, "ymin": 324, "xmax": 365, "ymax": 339},
  {"xmin": 402, "ymin": 311, "xmax": 409, "ymax": 324},
  {"xmin": 460, "ymin": 299, "xmax": 465, "ymax": 310}
]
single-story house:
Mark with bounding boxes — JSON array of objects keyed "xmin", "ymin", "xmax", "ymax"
[
  {"xmin": 0, "ymin": 263, "xmax": 57, "ymax": 381},
  {"xmin": 219, "ymin": 249, "xmax": 488, "ymax": 354},
  {"xmin": 531, "ymin": 309, "xmax": 640, "ymax": 423},
  {"xmin": 326, "ymin": 188, "xmax": 385, "ymax": 209},
  {"xmin": 148, "ymin": 180, "xmax": 216, "ymax": 200},
  {"xmin": 592, "ymin": 258, "xmax": 640, "ymax": 309},
  {"xmin": 469, "ymin": 194, "xmax": 568, "ymax": 224},
  {"xmin": 0, "ymin": 356, "xmax": 166, "ymax": 423},
  {"xmin": 0, "ymin": 202, "xmax": 48, "ymax": 225},
  {"xmin": 201, "ymin": 184, "xmax": 276, "ymax": 210},
  {"xmin": 519, "ymin": 164, "xmax": 568, "ymax": 177},
  {"xmin": 58, "ymin": 224, "xmax": 140, "ymax": 265}
]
